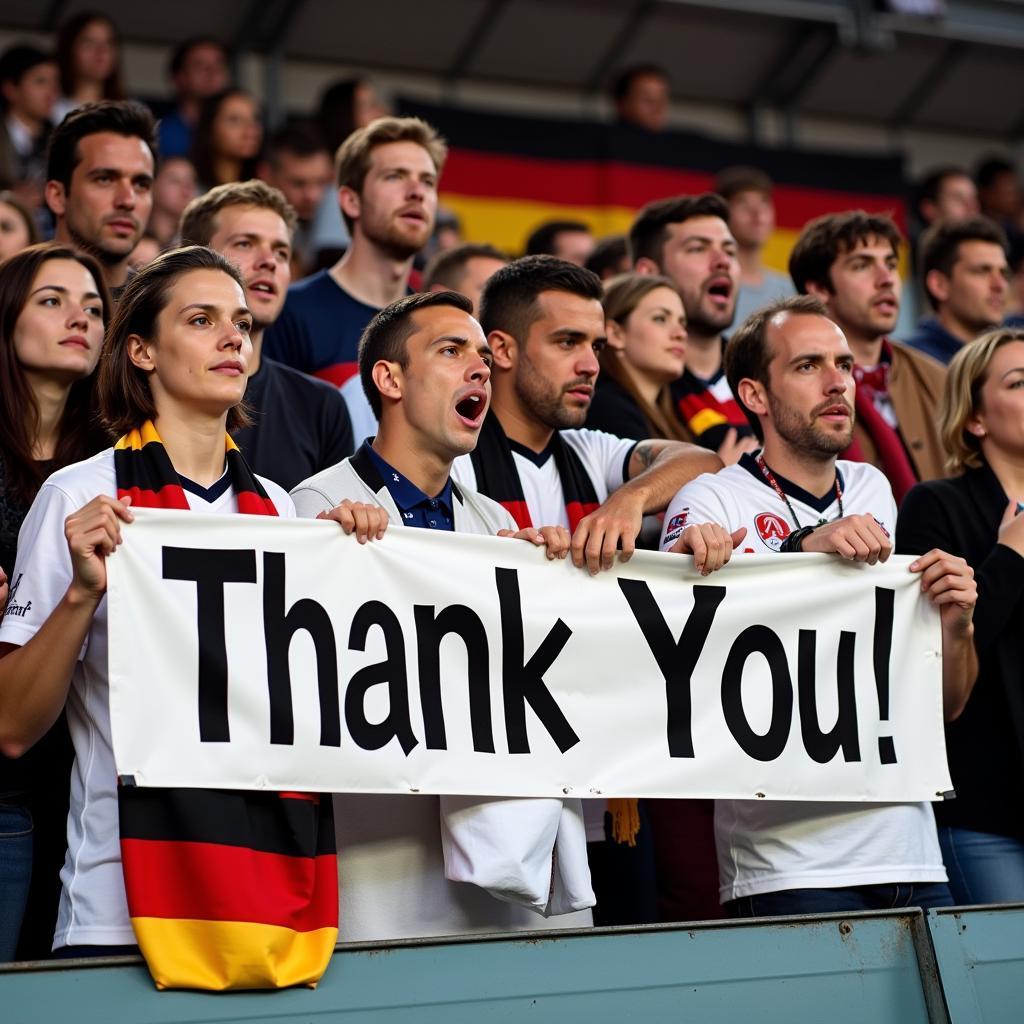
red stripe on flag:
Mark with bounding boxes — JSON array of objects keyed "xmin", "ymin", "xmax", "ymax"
[
  {"xmin": 121, "ymin": 839, "xmax": 338, "ymax": 931},
  {"xmin": 442, "ymin": 149, "xmax": 905, "ymax": 230}
]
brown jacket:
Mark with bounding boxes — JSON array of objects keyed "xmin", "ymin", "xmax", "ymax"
[{"xmin": 852, "ymin": 341, "xmax": 947, "ymax": 483}]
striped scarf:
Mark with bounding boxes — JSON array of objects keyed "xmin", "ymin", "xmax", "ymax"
[
  {"xmin": 469, "ymin": 411, "xmax": 600, "ymax": 531},
  {"xmin": 114, "ymin": 422, "xmax": 338, "ymax": 990}
]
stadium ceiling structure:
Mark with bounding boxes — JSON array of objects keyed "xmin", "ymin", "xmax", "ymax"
[{"xmin": 6, "ymin": 0, "xmax": 1024, "ymax": 140}]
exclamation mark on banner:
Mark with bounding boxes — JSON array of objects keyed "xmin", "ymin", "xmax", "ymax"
[{"xmin": 873, "ymin": 587, "xmax": 897, "ymax": 765}]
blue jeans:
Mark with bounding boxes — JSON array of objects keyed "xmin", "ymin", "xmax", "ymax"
[
  {"xmin": 726, "ymin": 881, "xmax": 954, "ymax": 918},
  {"xmin": 0, "ymin": 804, "xmax": 32, "ymax": 961},
  {"xmin": 939, "ymin": 826, "xmax": 1024, "ymax": 905}
]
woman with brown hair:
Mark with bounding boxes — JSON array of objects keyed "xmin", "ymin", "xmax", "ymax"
[
  {"xmin": 0, "ymin": 191, "xmax": 39, "ymax": 263},
  {"xmin": 897, "ymin": 327, "xmax": 1024, "ymax": 904},
  {"xmin": 191, "ymin": 89, "xmax": 263, "ymax": 191},
  {"xmin": 0, "ymin": 246, "xmax": 382, "ymax": 974},
  {"xmin": 588, "ymin": 273, "xmax": 755, "ymax": 464},
  {"xmin": 0, "ymin": 242, "xmax": 109, "ymax": 960},
  {"xmin": 53, "ymin": 12, "xmax": 125, "ymax": 124}
]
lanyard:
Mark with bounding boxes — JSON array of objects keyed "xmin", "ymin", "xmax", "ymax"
[{"xmin": 755, "ymin": 453, "xmax": 843, "ymax": 530}]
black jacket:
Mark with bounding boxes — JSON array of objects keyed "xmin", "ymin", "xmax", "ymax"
[{"xmin": 897, "ymin": 466, "xmax": 1024, "ymax": 838}]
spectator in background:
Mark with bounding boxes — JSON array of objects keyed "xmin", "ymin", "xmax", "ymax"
[
  {"xmin": 612, "ymin": 64, "xmax": 670, "ymax": 133},
  {"xmin": 45, "ymin": 101, "xmax": 156, "ymax": 297},
  {"xmin": 0, "ymin": 242, "xmax": 110, "ymax": 962},
  {"xmin": 1007, "ymin": 239, "xmax": 1024, "ymax": 325},
  {"xmin": 915, "ymin": 166, "xmax": 979, "ymax": 229},
  {"xmin": 53, "ymin": 12, "xmax": 124, "ymax": 124},
  {"xmin": 258, "ymin": 123, "xmax": 334, "ymax": 277},
  {"xmin": 145, "ymin": 155, "xmax": 197, "ymax": 249},
  {"xmin": 587, "ymin": 273, "xmax": 690, "ymax": 444},
  {"xmin": 525, "ymin": 219, "xmax": 595, "ymax": 266},
  {"xmin": 0, "ymin": 189, "xmax": 39, "ymax": 261},
  {"xmin": 0, "ymin": 46, "xmax": 59, "ymax": 205},
  {"xmin": 585, "ymin": 234, "xmax": 630, "ymax": 281},
  {"xmin": 905, "ymin": 217, "xmax": 1009, "ymax": 364},
  {"xmin": 976, "ymin": 157, "xmax": 1022, "ymax": 243},
  {"xmin": 180, "ymin": 179, "xmax": 353, "ymax": 490},
  {"xmin": 308, "ymin": 77, "xmax": 392, "ymax": 263},
  {"xmin": 790, "ymin": 211, "xmax": 947, "ymax": 500},
  {"xmin": 898, "ymin": 328, "xmax": 1024, "ymax": 905},
  {"xmin": 157, "ymin": 37, "xmax": 230, "ymax": 159},
  {"xmin": 316, "ymin": 77, "xmax": 391, "ymax": 156},
  {"xmin": 127, "ymin": 231, "xmax": 160, "ymax": 271},
  {"xmin": 716, "ymin": 166, "xmax": 794, "ymax": 326},
  {"xmin": 265, "ymin": 116, "xmax": 445, "ymax": 444},
  {"xmin": 191, "ymin": 88, "xmax": 262, "ymax": 192},
  {"xmin": 422, "ymin": 242, "xmax": 507, "ymax": 315},
  {"xmin": 631, "ymin": 193, "xmax": 755, "ymax": 459}
]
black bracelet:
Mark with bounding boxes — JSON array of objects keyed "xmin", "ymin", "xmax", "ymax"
[{"xmin": 781, "ymin": 526, "xmax": 816, "ymax": 553}]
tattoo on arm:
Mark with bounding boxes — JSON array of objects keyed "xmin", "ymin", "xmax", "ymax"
[{"xmin": 633, "ymin": 442, "xmax": 656, "ymax": 472}]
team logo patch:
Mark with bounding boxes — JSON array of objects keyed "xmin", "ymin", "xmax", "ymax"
[
  {"xmin": 663, "ymin": 509, "xmax": 689, "ymax": 546},
  {"xmin": 754, "ymin": 512, "xmax": 791, "ymax": 552}
]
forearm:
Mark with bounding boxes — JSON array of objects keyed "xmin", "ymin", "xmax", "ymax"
[
  {"xmin": 941, "ymin": 623, "xmax": 978, "ymax": 723},
  {"xmin": 0, "ymin": 585, "xmax": 98, "ymax": 757},
  {"xmin": 625, "ymin": 442, "xmax": 722, "ymax": 515}
]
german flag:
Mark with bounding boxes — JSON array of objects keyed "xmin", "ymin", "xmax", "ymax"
[
  {"xmin": 401, "ymin": 98, "xmax": 907, "ymax": 273},
  {"xmin": 119, "ymin": 787, "xmax": 338, "ymax": 990}
]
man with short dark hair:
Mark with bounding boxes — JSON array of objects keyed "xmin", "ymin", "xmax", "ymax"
[
  {"xmin": 0, "ymin": 45, "xmax": 58, "ymax": 197},
  {"xmin": 585, "ymin": 234, "xmax": 630, "ymax": 280},
  {"xmin": 612, "ymin": 65, "xmax": 670, "ymax": 133},
  {"xmin": 258, "ymin": 123, "xmax": 334, "ymax": 276},
  {"xmin": 524, "ymin": 219, "xmax": 594, "ymax": 266},
  {"xmin": 915, "ymin": 166, "xmax": 979, "ymax": 228},
  {"xmin": 905, "ymin": 217, "xmax": 1010, "ymax": 364},
  {"xmin": 631, "ymin": 193, "xmax": 754, "ymax": 455},
  {"xmin": 423, "ymin": 242, "xmax": 506, "ymax": 314},
  {"xmin": 291, "ymin": 289, "xmax": 595, "ymax": 941},
  {"xmin": 660, "ymin": 293, "xmax": 976, "ymax": 918},
  {"xmin": 454, "ymin": 254, "xmax": 721, "ymax": 574},
  {"xmin": 158, "ymin": 37, "xmax": 230, "ymax": 158},
  {"xmin": 180, "ymin": 179, "xmax": 353, "ymax": 490},
  {"xmin": 45, "ymin": 100, "xmax": 156, "ymax": 295},
  {"xmin": 715, "ymin": 166, "xmax": 794, "ymax": 326},
  {"xmin": 789, "ymin": 210, "xmax": 946, "ymax": 497}
]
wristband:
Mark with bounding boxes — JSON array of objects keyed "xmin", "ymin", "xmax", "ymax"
[{"xmin": 781, "ymin": 525, "xmax": 816, "ymax": 553}]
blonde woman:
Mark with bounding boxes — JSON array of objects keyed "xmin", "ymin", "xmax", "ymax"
[{"xmin": 896, "ymin": 327, "xmax": 1024, "ymax": 904}]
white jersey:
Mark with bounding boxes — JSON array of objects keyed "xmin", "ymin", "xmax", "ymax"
[
  {"xmin": 291, "ymin": 451, "xmax": 595, "ymax": 941},
  {"xmin": 660, "ymin": 454, "xmax": 946, "ymax": 902},
  {"xmin": 455, "ymin": 427, "xmax": 636, "ymax": 843},
  {"xmin": 0, "ymin": 449, "xmax": 294, "ymax": 949},
  {"xmin": 452, "ymin": 428, "xmax": 636, "ymax": 531}
]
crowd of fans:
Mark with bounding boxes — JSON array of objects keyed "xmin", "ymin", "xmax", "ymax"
[{"xmin": 0, "ymin": 14, "xmax": 1023, "ymax": 972}]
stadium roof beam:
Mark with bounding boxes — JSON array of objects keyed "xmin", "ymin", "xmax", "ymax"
[
  {"xmin": 886, "ymin": 39, "xmax": 966, "ymax": 131},
  {"xmin": 583, "ymin": 0, "xmax": 654, "ymax": 95},
  {"xmin": 443, "ymin": 0, "xmax": 509, "ymax": 96}
]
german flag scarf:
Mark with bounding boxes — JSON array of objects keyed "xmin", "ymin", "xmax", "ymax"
[
  {"xmin": 469, "ymin": 411, "xmax": 600, "ymax": 531},
  {"xmin": 114, "ymin": 422, "xmax": 338, "ymax": 990}
]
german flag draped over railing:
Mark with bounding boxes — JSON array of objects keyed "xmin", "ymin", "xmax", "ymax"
[
  {"xmin": 400, "ymin": 98, "xmax": 907, "ymax": 269},
  {"xmin": 114, "ymin": 422, "xmax": 338, "ymax": 990}
]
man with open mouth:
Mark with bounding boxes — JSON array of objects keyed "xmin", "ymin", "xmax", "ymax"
[
  {"xmin": 291, "ymin": 289, "xmax": 595, "ymax": 943},
  {"xmin": 630, "ymin": 192, "xmax": 757, "ymax": 463},
  {"xmin": 789, "ymin": 210, "xmax": 947, "ymax": 503}
]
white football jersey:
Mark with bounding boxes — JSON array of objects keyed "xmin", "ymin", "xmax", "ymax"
[{"xmin": 659, "ymin": 452, "xmax": 945, "ymax": 902}]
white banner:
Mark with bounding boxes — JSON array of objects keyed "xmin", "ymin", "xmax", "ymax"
[{"xmin": 107, "ymin": 508, "xmax": 952, "ymax": 802}]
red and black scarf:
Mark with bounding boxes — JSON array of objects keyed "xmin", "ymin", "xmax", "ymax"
[
  {"xmin": 469, "ymin": 411, "xmax": 599, "ymax": 531},
  {"xmin": 842, "ymin": 343, "xmax": 918, "ymax": 505},
  {"xmin": 114, "ymin": 422, "xmax": 338, "ymax": 990}
]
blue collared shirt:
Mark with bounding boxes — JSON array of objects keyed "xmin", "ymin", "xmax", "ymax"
[{"xmin": 363, "ymin": 441, "xmax": 455, "ymax": 531}]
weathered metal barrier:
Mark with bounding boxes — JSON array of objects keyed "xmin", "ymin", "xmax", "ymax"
[{"xmin": 2, "ymin": 906, "xmax": 1022, "ymax": 1023}]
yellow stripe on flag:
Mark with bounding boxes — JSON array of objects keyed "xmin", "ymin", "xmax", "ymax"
[
  {"xmin": 130, "ymin": 917, "xmax": 337, "ymax": 990},
  {"xmin": 689, "ymin": 408, "xmax": 728, "ymax": 436}
]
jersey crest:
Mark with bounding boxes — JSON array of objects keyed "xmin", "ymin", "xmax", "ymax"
[{"xmin": 754, "ymin": 511, "xmax": 791, "ymax": 552}]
